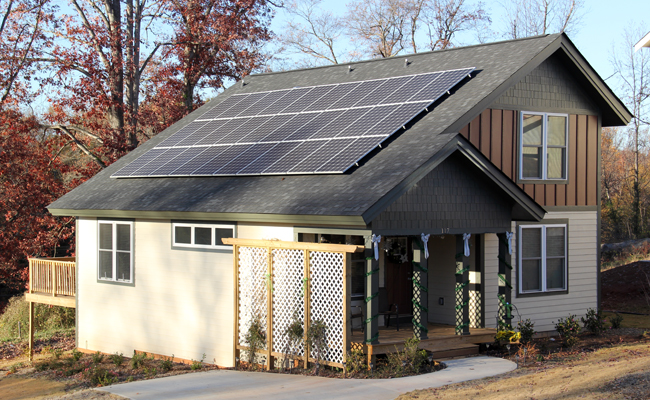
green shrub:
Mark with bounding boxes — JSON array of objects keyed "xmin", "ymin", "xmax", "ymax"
[
  {"xmin": 0, "ymin": 296, "xmax": 75, "ymax": 340},
  {"xmin": 110, "ymin": 352, "xmax": 124, "ymax": 367},
  {"xmin": 84, "ymin": 365, "xmax": 117, "ymax": 386},
  {"xmin": 387, "ymin": 336, "xmax": 428, "ymax": 377},
  {"xmin": 72, "ymin": 349, "xmax": 83, "ymax": 362},
  {"xmin": 161, "ymin": 355, "xmax": 174, "ymax": 372},
  {"xmin": 306, "ymin": 319, "xmax": 328, "ymax": 374},
  {"xmin": 610, "ymin": 313, "xmax": 624, "ymax": 329},
  {"xmin": 92, "ymin": 351, "xmax": 104, "ymax": 364},
  {"xmin": 517, "ymin": 319, "xmax": 536, "ymax": 344},
  {"xmin": 190, "ymin": 354, "xmax": 206, "ymax": 370},
  {"xmin": 581, "ymin": 308, "xmax": 606, "ymax": 335},
  {"xmin": 244, "ymin": 314, "xmax": 266, "ymax": 369},
  {"xmin": 345, "ymin": 349, "xmax": 367, "ymax": 375},
  {"xmin": 130, "ymin": 351, "xmax": 147, "ymax": 369},
  {"xmin": 555, "ymin": 315, "xmax": 581, "ymax": 348}
]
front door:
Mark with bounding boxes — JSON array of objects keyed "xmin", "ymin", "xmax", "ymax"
[{"xmin": 385, "ymin": 237, "xmax": 413, "ymax": 315}]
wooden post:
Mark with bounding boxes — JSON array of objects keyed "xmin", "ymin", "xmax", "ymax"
[
  {"xmin": 412, "ymin": 239, "xmax": 428, "ymax": 339},
  {"xmin": 455, "ymin": 235, "xmax": 470, "ymax": 335},
  {"xmin": 233, "ymin": 245, "xmax": 240, "ymax": 368},
  {"xmin": 266, "ymin": 247, "xmax": 273, "ymax": 370},
  {"xmin": 28, "ymin": 301, "xmax": 34, "ymax": 362},
  {"xmin": 52, "ymin": 263, "xmax": 56, "ymax": 296},
  {"xmin": 303, "ymin": 250, "xmax": 311, "ymax": 369},
  {"xmin": 364, "ymin": 240, "xmax": 379, "ymax": 346},
  {"xmin": 343, "ymin": 252, "xmax": 351, "ymax": 364}
]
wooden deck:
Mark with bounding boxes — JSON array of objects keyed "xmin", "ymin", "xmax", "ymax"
[
  {"xmin": 351, "ymin": 323, "xmax": 496, "ymax": 357},
  {"xmin": 26, "ymin": 257, "xmax": 76, "ymax": 308}
]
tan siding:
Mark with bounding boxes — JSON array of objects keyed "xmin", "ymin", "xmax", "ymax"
[
  {"xmin": 483, "ymin": 234, "xmax": 500, "ymax": 329},
  {"xmin": 510, "ymin": 211, "xmax": 598, "ymax": 332}
]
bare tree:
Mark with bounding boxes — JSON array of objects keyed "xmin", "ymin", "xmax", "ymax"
[
  {"xmin": 610, "ymin": 25, "xmax": 650, "ymax": 238},
  {"xmin": 422, "ymin": 0, "xmax": 490, "ymax": 50},
  {"xmin": 500, "ymin": 0, "xmax": 586, "ymax": 39},
  {"xmin": 345, "ymin": 0, "xmax": 409, "ymax": 58},
  {"xmin": 278, "ymin": 0, "xmax": 354, "ymax": 66}
]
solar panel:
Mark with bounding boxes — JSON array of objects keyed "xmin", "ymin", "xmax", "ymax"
[{"xmin": 112, "ymin": 67, "xmax": 474, "ymax": 178}]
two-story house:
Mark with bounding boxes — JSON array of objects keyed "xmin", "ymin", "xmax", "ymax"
[{"xmin": 46, "ymin": 33, "xmax": 631, "ymax": 367}]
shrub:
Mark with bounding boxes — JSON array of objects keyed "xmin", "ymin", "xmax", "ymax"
[
  {"xmin": 495, "ymin": 330, "xmax": 521, "ymax": 343},
  {"xmin": 517, "ymin": 319, "xmax": 536, "ymax": 343},
  {"xmin": 555, "ymin": 315, "xmax": 581, "ymax": 347},
  {"xmin": 91, "ymin": 351, "xmax": 104, "ymax": 364},
  {"xmin": 161, "ymin": 355, "xmax": 174, "ymax": 372},
  {"xmin": 345, "ymin": 349, "xmax": 367, "ymax": 375},
  {"xmin": 52, "ymin": 348, "xmax": 63, "ymax": 360},
  {"xmin": 386, "ymin": 336, "xmax": 428, "ymax": 377},
  {"xmin": 72, "ymin": 349, "xmax": 83, "ymax": 362},
  {"xmin": 84, "ymin": 365, "xmax": 117, "ymax": 386},
  {"xmin": 306, "ymin": 319, "xmax": 328, "ymax": 374},
  {"xmin": 282, "ymin": 314, "xmax": 303, "ymax": 370},
  {"xmin": 0, "ymin": 296, "xmax": 75, "ymax": 340},
  {"xmin": 190, "ymin": 354, "xmax": 206, "ymax": 371},
  {"xmin": 130, "ymin": 351, "xmax": 147, "ymax": 369},
  {"xmin": 581, "ymin": 308, "xmax": 606, "ymax": 335},
  {"xmin": 610, "ymin": 313, "xmax": 624, "ymax": 329},
  {"xmin": 110, "ymin": 352, "xmax": 124, "ymax": 367},
  {"xmin": 244, "ymin": 314, "xmax": 266, "ymax": 369}
]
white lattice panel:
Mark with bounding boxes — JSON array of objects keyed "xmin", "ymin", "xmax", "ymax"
[
  {"xmin": 309, "ymin": 251, "xmax": 344, "ymax": 365},
  {"xmin": 272, "ymin": 249, "xmax": 305, "ymax": 356},
  {"xmin": 238, "ymin": 246, "xmax": 269, "ymax": 354},
  {"xmin": 469, "ymin": 290, "xmax": 482, "ymax": 328}
]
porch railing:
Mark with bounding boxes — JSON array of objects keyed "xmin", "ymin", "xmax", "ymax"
[{"xmin": 28, "ymin": 257, "xmax": 76, "ymax": 297}]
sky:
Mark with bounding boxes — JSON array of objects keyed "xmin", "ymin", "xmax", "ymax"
[{"xmin": 269, "ymin": 0, "xmax": 650, "ymax": 97}]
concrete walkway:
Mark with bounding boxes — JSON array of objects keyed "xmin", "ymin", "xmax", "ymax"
[{"xmin": 98, "ymin": 356, "xmax": 516, "ymax": 400}]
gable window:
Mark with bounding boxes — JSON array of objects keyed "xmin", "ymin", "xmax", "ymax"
[
  {"xmin": 520, "ymin": 112, "xmax": 568, "ymax": 180},
  {"xmin": 98, "ymin": 221, "xmax": 134, "ymax": 283},
  {"xmin": 172, "ymin": 222, "xmax": 235, "ymax": 249},
  {"xmin": 518, "ymin": 224, "xmax": 567, "ymax": 294}
]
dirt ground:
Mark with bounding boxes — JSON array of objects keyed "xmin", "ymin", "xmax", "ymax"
[
  {"xmin": 399, "ymin": 341, "xmax": 650, "ymax": 400},
  {"xmin": 601, "ymin": 261, "xmax": 650, "ymax": 314}
]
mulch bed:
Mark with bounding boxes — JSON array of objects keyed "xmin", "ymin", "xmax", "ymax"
[{"xmin": 1, "ymin": 332, "xmax": 75, "ymax": 360}]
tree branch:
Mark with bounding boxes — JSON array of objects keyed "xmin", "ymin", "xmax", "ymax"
[{"xmin": 42, "ymin": 124, "xmax": 107, "ymax": 168}]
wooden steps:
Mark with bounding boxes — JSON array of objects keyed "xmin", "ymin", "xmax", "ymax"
[{"xmin": 432, "ymin": 344, "xmax": 479, "ymax": 360}]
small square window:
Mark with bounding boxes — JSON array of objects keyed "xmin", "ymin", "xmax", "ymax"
[{"xmin": 98, "ymin": 221, "xmax": 134, "ymax": 283}]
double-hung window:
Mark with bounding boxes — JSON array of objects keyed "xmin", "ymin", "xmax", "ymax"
[
  {"xmin": 172, "ymin": 222, "xmax": 235, "ymax": 249},
  {"xmin": 520, "ymin": 112, "xmax": 568, "ymax": 180},
  {"xmin": 98, "ymin": 220, "xmax": 134, "ymax": 283},
  {"xmin": 518, "ymin": 224, "xmax": 567, "ymax": 294}
]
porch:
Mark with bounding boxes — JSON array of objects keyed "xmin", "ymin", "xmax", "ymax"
[{"xmin": 25, "ymin": 257, "xmax": 76, "ymax": 308}]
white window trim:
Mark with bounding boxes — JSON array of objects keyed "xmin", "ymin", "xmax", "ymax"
[
  {"xmin": 98, "ymin": 220, "xmax": 134, "ymax": 283},
  {"xmin": 172, "ymin": 222, "xmax": 235, "ymax": 250},
  {"xmin": 519, "ymin": 111, "xmax": 569, "ymax": 181},
  {"xmin": 518, "ymin": 224, "xmax": 567, "ymax": 294}
]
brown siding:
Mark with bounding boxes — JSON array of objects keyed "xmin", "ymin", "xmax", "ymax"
[{"xmin": 460, "ymin": 109, "xmax": 599, "ymax": 207}]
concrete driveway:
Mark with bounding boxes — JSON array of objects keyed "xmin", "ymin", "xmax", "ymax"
[{"xmin": 97, "ymin": 356, "xmax": 515, "ymax": 400}]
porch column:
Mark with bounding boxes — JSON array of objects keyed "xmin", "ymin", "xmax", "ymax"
[
  {"xmin": 364, "ymin": 240, "xmax": 379, "ymax": 346},
  {"xmin": 455, "ymin": 235, "xmax": 470, "ymax": 335},
  {"xmin": 411, "ymin": 237, "xmax": 428, "ymax": 339},
  {"xmin": 497, "ymin": 232, "xmax": 513, "ymax": 328}
]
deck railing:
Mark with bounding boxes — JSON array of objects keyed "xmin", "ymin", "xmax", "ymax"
[{"xmin": 28, "ymin": 257, "xmax": 76, "ymax": 297}]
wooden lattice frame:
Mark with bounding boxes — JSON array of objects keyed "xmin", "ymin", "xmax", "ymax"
[{"xmin": 224, "ymin": 238, "xmax": 363, "ymax": 370}]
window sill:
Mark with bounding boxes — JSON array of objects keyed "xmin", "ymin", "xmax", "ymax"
[
  {"xmin": 516, "ymin": 178, "xmax": 569, "ymax": 185},
  {"xmin": 97, "ymin": 278, "xmax": 135, "ymax": 287},
  {"xmin": 516, "ymin": 289, "xmax": 568, "ymax": 298}
]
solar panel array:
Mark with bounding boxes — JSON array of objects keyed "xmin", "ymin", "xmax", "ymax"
[{"xmin": 112, "ymin": 67, "xmax": 474, "ymax": 178}]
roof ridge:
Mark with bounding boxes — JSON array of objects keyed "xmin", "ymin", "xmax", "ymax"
[{"xmin": 251, "ymin": 34, "xmax": 559, "ymax": 79}]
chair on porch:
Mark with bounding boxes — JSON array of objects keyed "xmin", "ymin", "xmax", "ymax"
[
  {"xmin": 378, "ymin": 288, "xmax": 401, "ymax": 330},
  {"xmin": 351, "ymin": 305, "xmax": 364, "ymax": 333}
]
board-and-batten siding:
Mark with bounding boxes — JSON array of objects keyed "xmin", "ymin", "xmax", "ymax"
[
  {"xmin": 481, "ymin": 211, "xmax": 597, "ymax": 332},
  {"xmin": 459, "ymin": 110, "xmax": 598, "ymax": 207}
]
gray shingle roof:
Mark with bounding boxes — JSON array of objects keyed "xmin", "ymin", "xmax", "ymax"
[{"xmin": 48, "ymin": 34, "xmax": 582, "ymax": 220}]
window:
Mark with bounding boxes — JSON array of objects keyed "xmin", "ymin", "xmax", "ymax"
[
  {"xmin": 98, "ymin": 221, "xmax": 133, "ymax": 283},
  {"xmin": 518, "ymin": 224, "xmax": 567, "ymax": 294},
  {"xmin": 520, "ymin": 112, "xmax": 568, "ymax": 180},
  {"xmin": 172, "ymin": 222, "xmax": 235, "ymax": 249}
]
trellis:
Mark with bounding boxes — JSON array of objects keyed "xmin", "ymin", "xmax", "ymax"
[{"xmin": 224, "ymin": 238, "xmax": 363, "ymax": 370}]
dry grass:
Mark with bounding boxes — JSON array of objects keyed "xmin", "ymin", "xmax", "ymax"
[{"xmin": 398, "ymin": 342, "xmax": 650, "ymax": 400}]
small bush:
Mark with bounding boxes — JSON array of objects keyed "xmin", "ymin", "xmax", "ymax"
[
  {"xmin": 555, "ymin": 315, "xmax": 581, "ymax": 348},
  {"xmin": 610, "ymin": 313, "xmax": 624, "ymax": 329},
  {"xmin": 517, "ymin": 319, "xmax": 536, "ymax": 343},
  {"xmin": 495, "ymin": 330, "xmax": 521, "ymax": 343},
  {"xmin": 110, "ymin": 352, "xmax": 124, "ymax": 367},
  {"xmin": 161, "ymin": 355, "xmax": 174, "ymax": 372},
  {"xmin": 144, "ymin": 366, "xmax": 158, "ymax": 378},
  {"xmin": 307, "ymin": 319, "xmax": 328, "ymax": 374},
  {"xmin": 52, "ymin": 348, "xmax": 63, "ymax": 359},
  {"xmin": 190, "ymin": 353, "xmax": 206, "ymax": 370},
  {"xmin": 84, "ymin": 365, "xmax": 117, "ymax": 386},
  {"xmin": 581, "ymin": 308, "xmax": 606, "ymax": 335},
  {"xmin": 386, "ymin": 336, "xmax": 428, "ymax": 377},
  {"xmin": 517, "ymin": 342, "xmax": 539, "ymax": 365},
  {"xmin": 345, "ymin": 349, "xmax": 367, "ymax": 375},
  {"xmin": 244, "ymin": 314, "xmax": 266, "ymax": 369},
  {"xmin": 92, "ymin": 351, "xmax": 104, "ymax": 364},
  {"xmin": 130, "ymin": 351, "xmax": 147, "ymax": 369},
  {"xmin": 72, "ymin": 349, "xmax": 83, "ymax": 362}
]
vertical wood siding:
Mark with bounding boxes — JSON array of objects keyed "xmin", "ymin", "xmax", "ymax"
[{"xmin": 460, "ymin": 111, "xmax": 598, "ymax": 207}]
